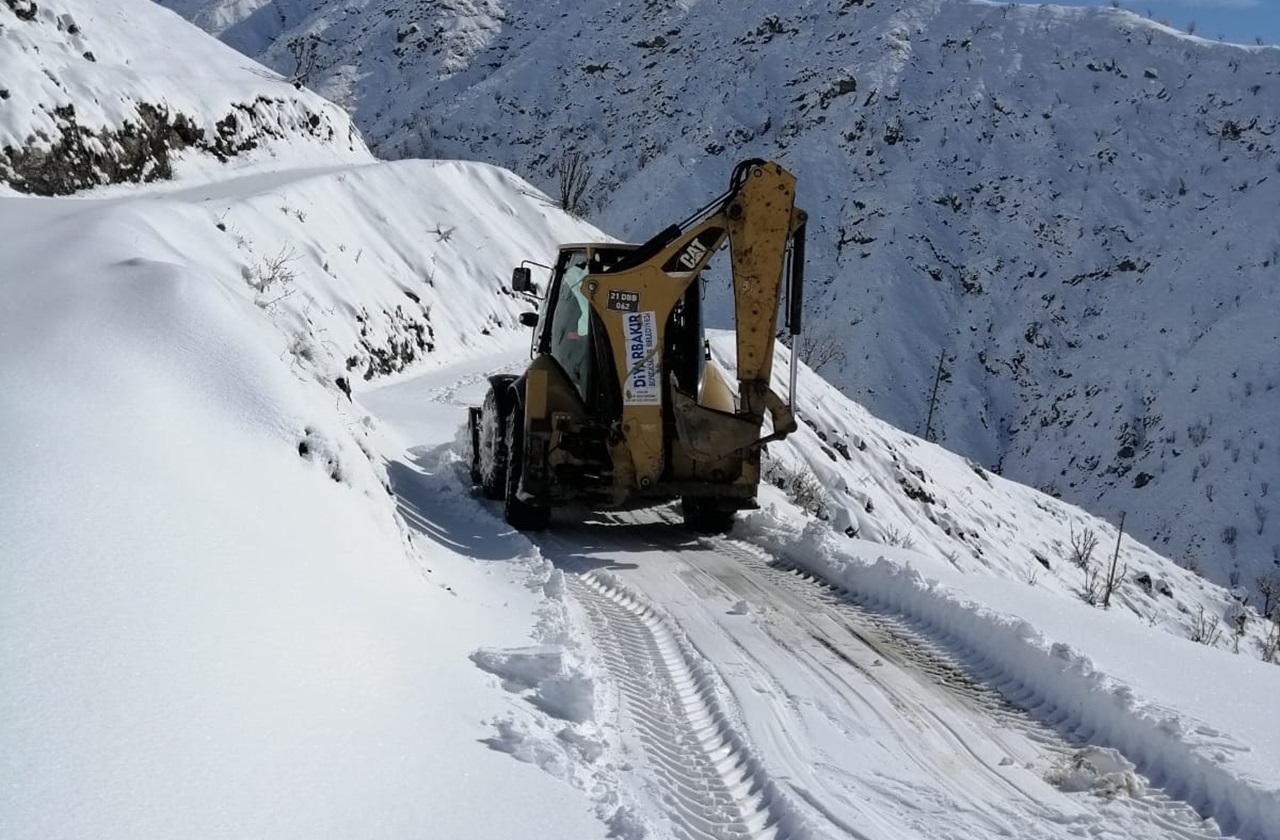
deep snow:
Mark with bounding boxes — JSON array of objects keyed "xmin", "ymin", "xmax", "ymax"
[{"xmin": 0, "ymin": 173, "xmax": 606, "ymax": 839}]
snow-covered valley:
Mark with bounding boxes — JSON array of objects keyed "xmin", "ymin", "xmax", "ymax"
[{"xmin": 3, "ymin": 2, "xmax": 1278, "ymax": 839}]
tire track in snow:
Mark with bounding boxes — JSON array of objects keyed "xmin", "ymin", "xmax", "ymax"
[
  {"xmin": 567, "ymin": 570, "xmax": 809, "ymax": 840},
  {"xmin": 693, "ymin": 528, "xmax": 1231, "ymax": 840},
  {"xmin": 639, "ymin": 512, "xmax": 1091, "ymax": 822},
  {"xmin": 576, "ymin": 507, "xmax": 1228, "ymax": 840},
  {"xmin": 646, "ymin": 507, "xmax": 1055, "ymax": 736}
]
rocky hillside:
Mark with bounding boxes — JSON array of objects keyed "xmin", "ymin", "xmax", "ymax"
[
  {"xmin": 0, "ymin": 0, "xmax": 368, "ymax": 194},
  {"xmin": 157, "ymin": 0, "xmax": 1280, "ymax": 596}
]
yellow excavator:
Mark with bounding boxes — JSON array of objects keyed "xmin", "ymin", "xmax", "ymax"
[{"xmin": 467, "ymin": 159, "xmax": 807, "ymax": 532}]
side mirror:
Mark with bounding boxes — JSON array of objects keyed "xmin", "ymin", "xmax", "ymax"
[
  {"xmin": 518, "ymin": 311, "xmax": 539, "ymax": 328},
  {"xmin": 511, "ymin": 266, "xmax": 535, "ymax": 294}
]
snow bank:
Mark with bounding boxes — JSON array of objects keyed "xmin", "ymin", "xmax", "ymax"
[
  {"xmin": 721, "ymin": 332, "xmax": 1279, "ymax": 665},
  {"xmin": 740, "ymin": 512, "xmax": 1280, "ymax": 840},
  {"xmin": 471, "ymin": 645, "xmax": 597, "ymax": 723}
]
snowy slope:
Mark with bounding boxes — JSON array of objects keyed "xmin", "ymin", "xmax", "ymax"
[
  {"xmin": 157, "ymin": 0, "xmax": 1280, "ymax": 595},
  {"xmin": 735, "ymin": 335, "xmax": 1276, "ymax": 658},
  {"xmin": 4, "ymin": 4, "xmax": 1278, "ymax": 838},
  {"xmin": 0, "ymin": 161, "xmax": 613, "ymax": 839},
  {"xmin": 0, "ymin": 0, "xmax": 368, "ymax": 193}
]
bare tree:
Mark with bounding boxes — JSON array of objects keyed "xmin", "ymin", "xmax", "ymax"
[
  {"xmin": 1190, "ymin": 605, "xmax": 1223, "ymax": 647},
  {"xmin": 287, "ymin": 34, "xmax": 330, "ymax": 88},
  {"xmin": 555, "ymin": 150, "xmax": 593, "ymax": 216},
  {"xmin": 1262, "ymin": 607, "xmax": 1280, "ymax": 663},
  {"xmin": 922, "ymin": 348, "xmax": 949, "ymax": 442},
  {"xmin": 797, "ymin": 329, "xmax": 848, "ymax": 374}
]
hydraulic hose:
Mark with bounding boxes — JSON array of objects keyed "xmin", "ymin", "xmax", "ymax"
[{"xmin": 787, "ymin": 221, "xmax": 807, "ymax": 415}]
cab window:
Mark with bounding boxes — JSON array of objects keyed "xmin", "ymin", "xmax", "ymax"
[{"xmin": 545, "ymin": 250, "xmax": 591, "ymax": 397}]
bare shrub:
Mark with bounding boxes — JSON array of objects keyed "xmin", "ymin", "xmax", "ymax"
[
  {"xmin": 1189, "ymin": 605, "xmax": 1223, "ymax": 647},
  {"xmin": 1100, "ymin": 518, "xmax": 1128, "ymax": 609},
  {"xmin": 796, "ymin": 329, "xmax": 848, "ymax": 374},
  {"xmin": 246, "ymin": 246, "xmax": 300, "ymax": 305},
  {"xmin": 788, "ymin": 469, "xmax": 830, "ymax": 519},
  {"xmin": 763, "ymin": 459, "xmax": 830, "ymax": 520},
  {"xmin": 1226, "ymin": 602, "xmax": 1249, "ymax": 653},
  {"xmin": 1081, "ymin": 564, "xmax": 1104, "ymax": 606},
  {"xmin": 883, "ymin": 527, "xmax": 915, "ymax": 550},
  {"xmin": 555, "ymin": 149, "xmax": 593, "ymax": 216},
  {"xmin": 1069, "ymin": 524, "xmax": 1099, "ymax": 569}
]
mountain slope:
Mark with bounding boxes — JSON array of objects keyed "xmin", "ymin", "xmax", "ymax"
[
  {"xmin": 156, "ymin": 0, "xmax": 1280, "ymax": 594},
  {"xmin": 4, "ymin": 4, "xmax": 1278, "ymax": 836},
  {"xmin": 0, "ymin": 0, "xmax": 367, "ymax": 193}
]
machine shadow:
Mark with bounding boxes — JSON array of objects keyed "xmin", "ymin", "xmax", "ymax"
[
  {"xmin": 386, "ymin": 443, "xmax": 696, "ymax": 568},
  {"xmin": 386, "ymin": 445, "xmax": 530, "ymax": 562}
]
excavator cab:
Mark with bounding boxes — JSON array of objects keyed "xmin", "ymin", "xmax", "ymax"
[
  {"xmin": 542, "ymin": 250, "xmax": 593, "ymax": 400},
  {"xmin": 469, "ymin": 159, "xmax": 807, "ymax": 533}
]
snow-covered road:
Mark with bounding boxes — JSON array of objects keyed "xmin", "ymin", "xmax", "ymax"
[{"xmin": 362, "ymin": 351, "xmax": 1236, "ymax": 840}]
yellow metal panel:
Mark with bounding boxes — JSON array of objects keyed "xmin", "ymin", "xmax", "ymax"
[
  {"xmin": 582, "ymin": 262, "xmax": 693, "ymax": 488},
  {"xmin": 728, "ymin": 163, "xmax": 797, "ymax": 390}
]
